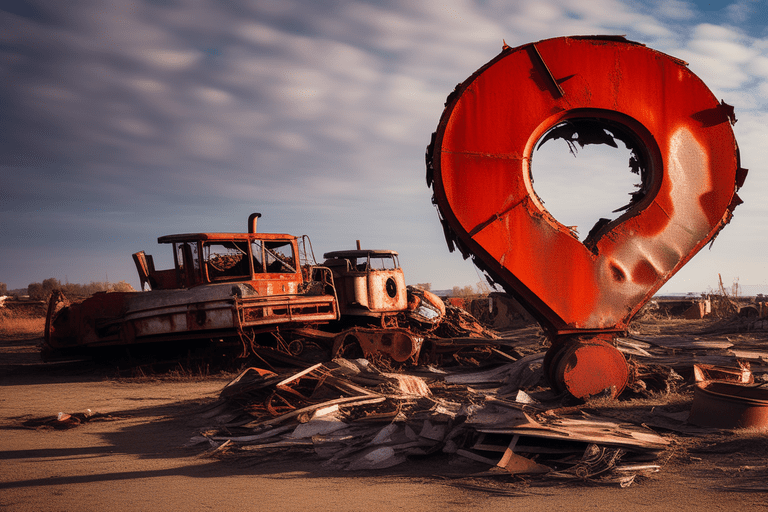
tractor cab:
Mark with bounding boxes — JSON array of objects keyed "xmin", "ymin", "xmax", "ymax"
[
  {"xmin": 132, "ymin": 214, "xmax": 304, "ymax": 296},
  {"xmin": 322, "ymin": 249, "xmax": 407, "ymax": 318}
]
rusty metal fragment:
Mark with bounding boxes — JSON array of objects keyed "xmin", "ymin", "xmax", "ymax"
[
  {"xmin": 689, "ymin": 381, "xmax": 768, "ymax": 429},
  {"xmin": 688, "ymin": 362, "xmax": 767, "ymax": 429},
  {"xmin": 497, "ymin": 445, "xmax": 551, "ymax": 475},
  {"xmin": 331, "ymin": 327, "xmax": 423, "ymax": 363},
  {"xmin": 693, "ymin": 362, "xmax": 753, "ymax": 385}
]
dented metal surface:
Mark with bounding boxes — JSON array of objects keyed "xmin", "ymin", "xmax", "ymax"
[
  {"xmin": 405, "ymin": 286, "xmax": 446, "ymax": 327},
  {"xmin": 427, "ymin": 36, "xmax": 746, "ymax": 398}
]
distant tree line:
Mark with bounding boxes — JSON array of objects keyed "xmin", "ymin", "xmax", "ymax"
[
  {"xmin": 0, "ymin": 278, "xmax": 135, "ymax": 301},
  {"xmin": 451, "ymin": 285, "xmax": 477, "ymax": 297},
  {"xmin": 412, "ymin": 282, "xmax": 494, "ymax": 297}
]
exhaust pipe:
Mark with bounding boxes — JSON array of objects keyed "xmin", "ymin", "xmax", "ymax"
[{"xmin": 248, "ymin": 213, "xmax": 262, "ymax": 233}]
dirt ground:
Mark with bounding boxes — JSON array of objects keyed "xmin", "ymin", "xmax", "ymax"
[{"xmin": 2, "ymin": 325, "xmax": 768, "ymax": 512}]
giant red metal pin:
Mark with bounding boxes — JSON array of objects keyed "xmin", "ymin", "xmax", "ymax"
[{"xmin": 427, "ymin": 36, "xmax": 745, "ymax": 398}]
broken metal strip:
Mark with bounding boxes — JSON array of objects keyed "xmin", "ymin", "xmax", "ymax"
[
  {"xmin": 242, "ymin": 395, "xmax": 387, "ymax": 430},
  {"xmin": 212, "ymin": 424, "xmax": 295, "ymax": 443},
  {"xmin": 530, "ymin": 43, "xmax": 564, "ymax": 98},
  {"xmin": 275, "ymin": 362, "xmax": 325, "ymax": 389},
  {"xmin": 467, "ymin": 196, "xmax": 529, "ymax": 239}
]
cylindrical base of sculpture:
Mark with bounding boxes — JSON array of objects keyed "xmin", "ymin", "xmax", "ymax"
[{"xmin": 545, "ymin": 337, "xmax": 629, "ymax": 399}]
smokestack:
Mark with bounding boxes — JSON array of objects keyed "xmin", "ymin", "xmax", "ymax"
[{"xmin": 248, "ymin": 213, "xmax": 262, "ymax": 233}]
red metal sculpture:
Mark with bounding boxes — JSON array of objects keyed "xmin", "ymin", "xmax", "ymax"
[{"xmin": 427, "ymin": 36, "xmax": 747, "ymax": 398}]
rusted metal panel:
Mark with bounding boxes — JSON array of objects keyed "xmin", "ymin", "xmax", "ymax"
[
  {"xmin": 427, "ymin": 36, "xmax": 745, "ymax": 398},
  {"xmin": 237, "ymin": 294, "xmax": 338, "ymax": 327},
  {"xmin": 332, "ymin": 327, "xmax": 423, "ymax": 363},
  {"xmin": 366, "ymin": 271, "xmax": 406, "ymax": 312},
  {"xmin": 693, "ymin": 363, "xmax": 753, "ymax": 385}
]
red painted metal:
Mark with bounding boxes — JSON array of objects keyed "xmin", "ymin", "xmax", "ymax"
[
  {"xmin": 545, "ymin": 336, "xmax": 630, "ymax": 398},
  {"xmin": 427, "ymin": 36, "xmax": 745, "ymax": 398}
]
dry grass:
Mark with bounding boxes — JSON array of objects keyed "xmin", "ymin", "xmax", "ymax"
[
  {"xmin": 0, "ymin": 308, "xmax": 45, "ymax": 339},
  {"xmin": 115, "ymin": 361, "xmax": 216, "ymax": 382},
  {"xmin": 110, "ymin": 355, "xmax": 245, "ymax": 383}
]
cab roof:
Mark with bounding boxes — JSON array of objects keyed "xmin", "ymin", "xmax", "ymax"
[
  {"xmin": 323, "ymin": 249, "xmax": 399, "ymax": 259},
  {"xmin": 158, "ymin": 232, "xmax": 296, "ymax": 243}
]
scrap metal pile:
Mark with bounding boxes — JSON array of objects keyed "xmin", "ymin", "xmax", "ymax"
[
  {"xmin": 190, "ymin": 316, "xmax": 768, "ymax": 487},
  {"xmin": 193, "ymin": 355, "xmax": 667, "ymax": 487}
]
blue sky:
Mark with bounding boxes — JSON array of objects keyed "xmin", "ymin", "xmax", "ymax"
[{"xmin": 2, "ymin": 0, "xmax": 767, "ymax": 294}]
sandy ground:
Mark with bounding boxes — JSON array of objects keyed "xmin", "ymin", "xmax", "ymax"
[{"xmin": 2, "ymin": 333, "xmax": 768, "ymax": 512}]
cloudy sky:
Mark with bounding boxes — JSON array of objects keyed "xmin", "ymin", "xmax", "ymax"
[{"xmin": 2, "ymin": 0, "xmax": 767, "ymax": 295}]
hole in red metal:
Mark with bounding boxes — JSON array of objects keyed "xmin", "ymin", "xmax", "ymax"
[{"xmin": 531, "ymin": 118, "xmax": 648, "ymax": 244}]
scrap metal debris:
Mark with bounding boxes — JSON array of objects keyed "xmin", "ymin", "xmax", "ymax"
[
  {"xmin": 688, "ymin": 362, "xmax": 768, "ymax": 429},
  {"xmin": 21, "ymin": 410, "xmax": 124, "ymax": 430},
  {"xmin": 194, "ymin": 354, "xmax": 670, "ymax": 486},
  {"xmin": 185, "ymin": 309, "xmax": 768, "ymax": 487},
  {"xmin": 689, "ymin": 380, "xmax": 768, "ymax": 429}
]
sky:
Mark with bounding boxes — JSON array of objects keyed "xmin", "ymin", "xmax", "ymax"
[{"xmin": 2, "ymin": 0, "xmax": 768, "ymax": 296}]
